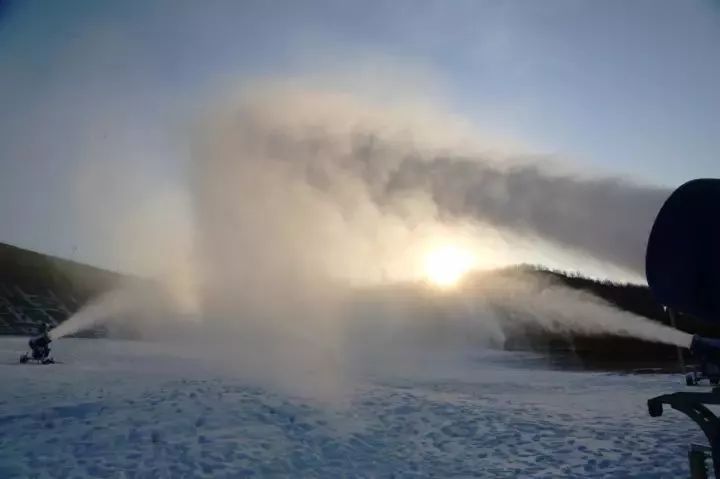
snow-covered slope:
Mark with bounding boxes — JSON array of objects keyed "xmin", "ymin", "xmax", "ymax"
[{"xmin": 0, "ymin": 337, "xmax": 706, "ymax": 478}]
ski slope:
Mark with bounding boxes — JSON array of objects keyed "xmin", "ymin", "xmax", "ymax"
[{"xmin": 0, "ymin": 336, "xmax": 708, "ymax": 478}]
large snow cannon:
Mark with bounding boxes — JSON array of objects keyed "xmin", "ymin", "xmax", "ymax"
[
  {"xmin": 645, "ymin": 178, "xmax": 720, "ymax": 479},
  {"xmin": 645, "ymin": 178, "xmax": 720, "ymax": 324}
]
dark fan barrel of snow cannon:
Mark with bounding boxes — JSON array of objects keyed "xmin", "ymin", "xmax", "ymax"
[{"xmin": 689, "ymin": 335, "xmax": 720, "ymax": 361}]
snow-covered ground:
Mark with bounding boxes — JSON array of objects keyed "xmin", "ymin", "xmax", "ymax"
[{"xmin": 0, "ymin": 336, "xmax": 709, "ymax": 478}]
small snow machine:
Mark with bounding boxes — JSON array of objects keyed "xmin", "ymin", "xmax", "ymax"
[
  {"xmin": 20, "ymin": 325, "xmax": 55, "ymax": 365},
  {"xmin": 645, "ymin": 178, "xmax": 720, "ymax": 479}
]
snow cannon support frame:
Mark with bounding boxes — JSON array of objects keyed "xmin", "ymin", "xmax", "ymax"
[
  {"xmin": 647, "ymin": 324, "xmax": 720, "ymax": 478},
  {"xmin": 648, "ymin": 384, "xmax": 720, "ymax": 479}
]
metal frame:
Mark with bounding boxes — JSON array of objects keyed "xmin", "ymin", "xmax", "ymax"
[
  {"xmin": 648, "ymin": 390, "xmax": 720, "ymax": 478},
  {"xmin": 647, "ymin": 308, "xmax": 720, "ymax": 478}
]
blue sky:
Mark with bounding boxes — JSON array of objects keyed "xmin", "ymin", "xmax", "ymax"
[{"xmin": 0, "ymin": 0, "xmax": 718, "ymax": 273}]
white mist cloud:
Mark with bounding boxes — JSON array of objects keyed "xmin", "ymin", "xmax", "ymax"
[
  {"xmin": 50, "ymin": 78, "xmax": 680, "ymax": 399},
  {"xmin": 193, "ymin": 83, "xmax": 669, "ymax": 281}
]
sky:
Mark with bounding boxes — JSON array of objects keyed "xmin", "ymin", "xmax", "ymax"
[{"xmin": 0, "ymin": 0, "xmax": 718, "ymax": 279}]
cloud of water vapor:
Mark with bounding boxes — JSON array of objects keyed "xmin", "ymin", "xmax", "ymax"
[
  {"xmin": 472, "ymin": 272, "xmax": 692, "ymax": 349},
  {"xmin": 54, "ymin": 81, "xmax": 682, "ymax": 396},
  {"xmin": 383, "ymin": 161, "xmax": 670, "ymax": 275},
  {"xmin": 339, "ymin": 271, "xmax": 692, "ymax": 378},
  {"xmin": 194, "ymin": 85, "xmax": 670, "ymax": 281}
]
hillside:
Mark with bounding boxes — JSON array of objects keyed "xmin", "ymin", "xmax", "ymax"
[
  {"xmin": 0, "ymin": 241, "xmax": 711, "ymax": 369},
  {"xmin": 0, "ymin": 242, "xmax": 129, "ymax": 336}
]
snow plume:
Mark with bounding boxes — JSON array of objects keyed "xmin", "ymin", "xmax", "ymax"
[
  {"xmin": 173, "ymin": 85, "xmax": 683, "ymax": 385},
  {"xmin": 473, "ymin": 272, "xmax": 692, "ymax": 349},
  {"xmin": 195, "ymin": 85, "xmax": 670, "ymax": 278},
  {"xmin": 338, "ymin": 274, "xmax": 693, "ymax": 378},
  {"xmin": 49, "ymin": 276, "xmax": 198, "ymax": 341},
  {"xmin": 55, "ymin": 83, "xmax": 683, "ymax": 395},
  {"xmin": 49, "ymin": 288, "xmax": 133, "ymax": 340},
  {"xmin": 382, "ymin": 161, "xmax": 669, "ymax": 276}
]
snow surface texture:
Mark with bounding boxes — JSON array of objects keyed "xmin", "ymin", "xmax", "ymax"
[{"xmin": 0, "ymin": 337, "xmax": 709, "ymax": 478}]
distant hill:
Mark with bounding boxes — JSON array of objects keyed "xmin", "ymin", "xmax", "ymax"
[
  {"xmin": 0, "ymin": 241, "xmax": 714, "ymax": 370},
  {"xmin": 0, "ymin": 242, "xmax": 129, "ymax": 335}
]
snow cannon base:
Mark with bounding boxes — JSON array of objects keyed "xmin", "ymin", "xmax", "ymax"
[
  {"xmin": 19, "ymin": 353, "xmax": 55, "ymax": 365},
  {"xmin": 648, "ymin": 335, "xmax": 720, "ymax": 477},
  {"xmin": 648, "ymin": 389, "xmax": 720, "ymax": 478}
]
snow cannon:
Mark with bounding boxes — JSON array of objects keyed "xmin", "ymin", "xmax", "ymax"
[{"xmin": 19, "ymin": 325, "xmax": 54, "ymax": 365}]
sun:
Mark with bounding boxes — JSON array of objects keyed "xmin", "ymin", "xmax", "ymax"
[{"xmin": 422, "ymin": 245, "xmax": 477, "ymax": 288}]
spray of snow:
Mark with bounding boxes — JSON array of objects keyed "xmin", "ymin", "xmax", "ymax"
[
  {"xmin": 49, "ymin": 82, "xmax": 688, "ymax": 395},
  {"xmin": 475, "ymin": 273, "xmax": 693, "ymax": 349},
  {"xmin": 50, "ymin": 290, "xmax": 128, "ymax": 340},
  {"xmin": 49, "ymin": 278, "xmax": 197, "ymax": 341}
]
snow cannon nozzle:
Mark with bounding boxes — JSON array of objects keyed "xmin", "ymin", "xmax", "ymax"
[{"xmin": 689, "ymin": 335, "xmax": 720, "ymax": 362}]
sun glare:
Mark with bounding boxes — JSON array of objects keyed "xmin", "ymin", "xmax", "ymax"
[{"xmin": 422, "ymin": 245, "xmax": 477, "ymax": 288}]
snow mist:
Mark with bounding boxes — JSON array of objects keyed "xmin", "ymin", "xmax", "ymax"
[
  {"xmin": 54, "ymin": 83, "xmax": 686, "ymax": 395},
  {"xmin": 472, "ymin": 272, "xmax": 693, "ymax": 350},
  {"xmin": 49, "ymin": 279, "xmax": 191, "ymax": 341}
]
